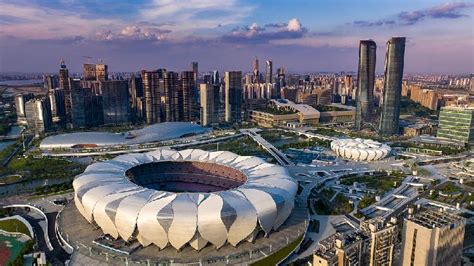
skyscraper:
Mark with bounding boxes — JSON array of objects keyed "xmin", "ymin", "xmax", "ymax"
[
  {"xmin": 360, "ymin": 217, "xmax": 398, "ymax": 266},
  {"xmin": 379, "ymin": 37, "xmax": 405, "ymax": 135},
  {"xmin": 141, "ymin": 70, "xmax": 160, "ymax": 124},
  {"xmin": 58, "ymin": 59, "xmax": 71, "ymax": 116},
  {"xmin": 355, "ymin": 40, "xmax": 377, "ymax": 130},
  {"xmin": 129, "ymin": 74, "xmax": 144, "ymax": 122},
  {"xmin": 252, "ymin": 57, "xmax": 259, "ymax": 83},
  {"xmin": 180, "ymin": 71, "xmax": 197, "ymax": 122},
  {"xmin": 265, "ymin": 60, "xmax": 273, "ymax": 84},
  {"xmin": 71, "ymin": 82, "xmax": 103, "ymax": 128},
  {"xmin": 212, "ymin": 70, "xmax": 219, "ymax": 85},
  {"xmin": 15, "ymin": 93, "xmax": 35, "ymax": 125},
  {"xmin": 101, "ymin": 80, "xmax": 131, "ymax": 125},
  {"xmin": 200, "ymin": 83, "xmax": 218, "ymax": 126},
  {"xmin": 25, "ymin": 98, "xmax": 53, "ymax": 135},
  {"xmin": 225, "ymin": 71, "xmax": 242, "ymax": 123},
  {"xmin": 163, "ymin": 71, "xmax": 179, "ymax": 122},
  {"xmin": 83, "ymin": 63, "xmax": 108, "ymax": 81},
  {"xmin": 400, "ymin": 208, "xmax": 465, "ymax": 266},
  {"xmin": 191, "ymin": 61, "xmax": 198, "ymax": 81}
]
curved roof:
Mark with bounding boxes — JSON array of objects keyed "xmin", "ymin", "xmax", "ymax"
[
  {"xmin": 73, "ymin": 149, "xmax": 297, "ymax": 251},
  {"xmin": 40, "ymin": 122, "xmax": 207, "ymax": 149},
  {"xmin": 331, "ymin": 138, "xmax": 391, "ymax": 161}
]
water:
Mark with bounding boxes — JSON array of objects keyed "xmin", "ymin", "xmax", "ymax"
[
  {"xmin": 7, "ymin": 126, "xmax": 22, "ymax": 136},
  {"xmin": 0, "ymin": 79, "xmax": 43, "ymax": 86},
  {"xmin": 0, "ymin": 141, "xmax": 14, "ymax": 151}
]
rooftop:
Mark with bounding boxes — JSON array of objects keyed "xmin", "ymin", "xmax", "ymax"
[{"xmin": 409, "ymin": 209, "xmax": 466, "ymax": 228}]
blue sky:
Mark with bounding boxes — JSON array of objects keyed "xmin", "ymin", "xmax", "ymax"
[{"xmin": 0, "ymin": 0, "xmax": 473, "ymax": 73}]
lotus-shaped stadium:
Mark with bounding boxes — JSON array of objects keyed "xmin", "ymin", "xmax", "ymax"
[
  {"xmin": 72, "ymin": 148, "xmax": 298, "ymax": 251},
  {"xmin": 331, "ymin": 138, "xmax": 391, "ymax": 161}
]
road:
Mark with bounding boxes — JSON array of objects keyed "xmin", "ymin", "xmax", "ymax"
[{"xmin": 240, "ymin": 128, "xmax": 294, "ymax": 166}]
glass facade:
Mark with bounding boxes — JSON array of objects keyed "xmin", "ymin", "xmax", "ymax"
[
  {"xmin": 355, "ymin": 40, "xmax": 376, "ymax": 130},
  {"xmin": 379, "ymin": 37, "xmax": 405, "ymax": 135},
  {"xmin": 437, "ymin": 107, "xmax": 474, "ymax": 144}
]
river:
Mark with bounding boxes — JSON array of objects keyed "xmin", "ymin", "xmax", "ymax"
[{"xmin": 0, "ymin": 79, "xmax": 43, "ymax": 86}]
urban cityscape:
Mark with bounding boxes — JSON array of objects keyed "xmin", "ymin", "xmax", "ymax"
[{"xmin": 0, "ymin": 1, "xmax": 473, "ymax": 266}]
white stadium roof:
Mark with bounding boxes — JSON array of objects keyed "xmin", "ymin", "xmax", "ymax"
[
  {"xmin": 331, "ymin": 138, "xmax": 391, "ymax": 161},
  {"xmin": 73, "ymin": 149, "xmax": 297, "ymax": 251},
  {"xmin": 40, "ymin": 122, "xmax": 207, "ymax": 149}
]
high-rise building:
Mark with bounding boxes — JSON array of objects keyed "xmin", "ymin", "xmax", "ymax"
[
  {"xmin": 15, "ymin": 93, "xmax": 35, "ymax": 125},
  {"xmin": 360, "ymin": 217, "xmax": 398, "ymax": 266},
  {"xmin": 252, "ymin": 57, "xmax": 259, "ymax": 83},
  {"xmin": 379, "ymin": 37, "xmax": 406, "ymax": 135},
  {"xmin": 101, "ymin": 80, "xmax": 130, "ymax": 125},
  {"xmin": 180, "ymin": 71, "xmax": 197, "ymax": 122},
  {"xmin": 409, "ymin": 85, "xmax": 440, "ymax": 110},
  {"xmin": 212, "ymin": 70, "xmax": 219, "ymax": 85},
  {"xmin": 225, "ymin": 71, "xmax": 242, "ymax": 123},
  {"xmin": 200, "ymin": 83, "xmax": 219, "ymax": 126},
  {"xmin": 129, "ymin": 74, "xmax": 144, "ymax": 122},
  {"xmin": 24, "ymin": 98, "xmax": 52, "ymax": 134},
  {"xmin": 400, "ymin": 208, "xmax": 466, "ymax": 266},
  {"xmin": 141, "ymin": 70, "xmax": 160, "ymax": 124},
  {"xmin": 58, "ymin": 59, "xmax": 71, "ymax": 116},
  {"xmin": 83, "ymin": 63, "xmax": 108, "ymax": 81},
  {"xmin": 437, "ymin": 106, "xmax": 474, "ymax": 144},
  {"xmin": 265, "ymin": 60, "xmax": 273, "ymax": 84},
  {"xmin": 163, "ymin": 71, "xmax": 179, "ymax": 122},
  {"xmin": 355, "ymin": 40, "xmax": 377, "ymax": 130},
  {"xmin": 313, "ymin": 231, "xmax": 368, "ymax": 266},
  {"xmin": 48, "ymin": 88, "xmax": 66, "ymax": 122},
  {"xmin": 43, "ymin": 75, "xmax": 58, "ymax": 92},
  {"xmin": 191, "ymin": 61, "xmax": 198, "ymax": 81},
  {"xmin": 71, "ymin": 80, "xmax": 103, "ymax": 128}
]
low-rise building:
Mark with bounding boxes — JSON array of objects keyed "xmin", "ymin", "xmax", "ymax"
[
  {"xmin": 249, "ymin": 99, "xmax": 320, "ymax": 127},
  {"xmin": 403, "ymin": 123, "xmax": 437, "ymax": 137}
]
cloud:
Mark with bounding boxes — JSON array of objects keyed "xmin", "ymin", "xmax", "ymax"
[
  {"xmin": 352, "ymin": 1, "xmax": 474, "ymax": 27},
  {"xmin": 222, "ymin": 18, "xmax": 308, "ymax": 44},
  {"xmin": 94, "ymin": 23, "xmax": 173, "ymax": 42}
]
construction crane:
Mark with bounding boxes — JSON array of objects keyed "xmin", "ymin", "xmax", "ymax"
[{"xmin": 83, "ymin": 56, "xmax": 92, "ymax": 63}]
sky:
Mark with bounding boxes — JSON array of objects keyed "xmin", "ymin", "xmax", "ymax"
[{"xmin": 0, "ymin": 0, "xmax": 473, "ymax": 74}]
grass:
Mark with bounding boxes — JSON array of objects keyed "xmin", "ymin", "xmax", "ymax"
[
  {"xmin": 309, "ymin": 128, "xmax": 346, "ymax": 137},
  {"xmin": 340, "ymin": 171, "xmax": 405, "ymax": 195},
  {"xmin": 0, "ymin": 156, "xmax": 85, "ymax": 182},
  {"xmin": 0, "ymin": 218, "xmax": 31, "ymax": 238},
  {"xmin": 251, "ymin": 234, "xmax": 304, "ymax": 266},
  {"xmin": 358, "ymin": 195, "xmax": 376, "ymax": 209},
  {"xmin": 0, "ymin": 175, "xmax": 22, "ymax": 185}
]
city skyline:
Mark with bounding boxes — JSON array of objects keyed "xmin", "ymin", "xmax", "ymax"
[{"xmin": 0, "ymin": 0, "xmax": 473, "ymax": 74}]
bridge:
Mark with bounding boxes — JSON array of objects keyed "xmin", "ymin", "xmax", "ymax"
[{"xmin": 240, "ymin": 129, "xmax": 294, "ymax": 166}]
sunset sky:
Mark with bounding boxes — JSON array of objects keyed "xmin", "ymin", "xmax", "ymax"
[{"xmin": 0, "ymin": 0, "xmax": 473, "ymax": 73}]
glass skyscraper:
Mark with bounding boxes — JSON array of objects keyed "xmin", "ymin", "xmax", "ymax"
[
  {"xmin": 355, "ymin": 40, "xmax": 376, "ymax": 131},
  {"xmin": 379, "ymin": 37, "xmax": 405, "ymax": 135}
]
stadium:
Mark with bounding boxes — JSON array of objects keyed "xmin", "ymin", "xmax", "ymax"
[
  {"xmin": 59, "ymin": 149, "xmax": 308, "ymax": 264},
  {"xmin": 331, "ymin": 138, "xmax": 391, "ymax": 161}
]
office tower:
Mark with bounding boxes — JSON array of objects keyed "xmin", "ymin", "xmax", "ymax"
[
  {"xmin": 437, "ymin": 106, "xmax": 474, "ymax": 144},
  {"xmin": 129, "ymin": 74, "xmax": 144, "ymax": 122},
  {"xmin": 203, "ymin": 74, "xmax": 212, "ymax": 85},
  {"xmin": 59, "ymin": 59, "xmax": 71, "ymax": 116},
  {"xmin": 277, "ymin": 67, "xmax": 286, "ymax": 98},
  {"xmin": 24, "ymin": 98, "xmax": 52, "ymax": 134},
  {"xmin": 379, "ymin": 37, "xmax": 405, "ymax": 135},
  {"xmin": 361, "ymin": 217, "xmax": 397, "ymax": 266},
  {"xmin": 225, "ymin": 71, "xmax": 242, "ymax": 123},
  {"xmin": 191, "ymin": 61, "xmax": 198, "ymax": 81},
  {"xmin": 71, "ymin": 84, "xmax": 103, "ymax": 128},
  {"xmin": 52, "ymin": 88, "xmax": 66, "ymax": 121},
  {"xmin": 252, "ymin": 57, "xmax": 259, "ymax": 83},
  {"xmin": 265, "ymin": 60, "xmax": 273, "ymax": 84},
  {"xmin": 200, "ymin": 83, "xmax": 219, "ymax": 126},
  {"xmin": 355, "ymin": 40, "xmax": 377, "ymax": 130},
  {"xmin": 313, "ymin": 231, "xmax": 368, "ymax": 266},
  {"xmin": 101, "ymin": 80, "xmax": 131, "ymax": 124},
  {"xmin": 83, "ymin": 63, "xmax": 108, "ymax": 81},
  {"xmin": 181, "ymin": 71, "xmax": 197, "ymax": 122},
  {"xmin": 15, "ymin": 93, "xmax": 35, "ymax": 125},
  {"xmin": 401, "ymin": 208, "xmax": 465, "ymax": 266}
]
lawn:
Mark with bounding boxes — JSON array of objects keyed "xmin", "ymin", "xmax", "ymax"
[
  {"xmin": 0, "ymin": 156, "xmax": 85, "ymax": 182},
  {"xmin": 0, "ymin": 218, "xmax": 31, "ymax": 238},
  {"xmin": 251, "ymin": 234, "xmax": 304, "ymax": 266}
]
